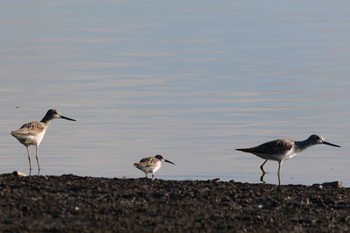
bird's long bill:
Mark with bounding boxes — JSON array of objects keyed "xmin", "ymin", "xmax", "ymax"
[
  {"xmin": 323, "ymin": 141, "xmax": 341, "ymax": 147},
  {"xmin": 61, "ymin": 115, "xmax": 76, "ymax": 121},
  {"xmin": 165, "ymin": 159, "xmax": 175, "ymax": 165}
]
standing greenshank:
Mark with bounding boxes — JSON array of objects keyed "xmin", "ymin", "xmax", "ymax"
[
  {"xmin": 11, "ymin": 109, "xmax": 76, "ymax": 172},
  {"xmin": 236, "ymin": 134, "xmax": 340, "ymax": 184},
  {"xmin": 134, "ymin": 155, "xmax": 175, "ymax": 180}
]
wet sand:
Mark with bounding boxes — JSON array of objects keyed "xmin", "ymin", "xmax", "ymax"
[{"xmin": 0, "ymin": 173, "xmax": 349, "ymax": 232}]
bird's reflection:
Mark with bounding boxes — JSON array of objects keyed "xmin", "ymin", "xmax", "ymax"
[{"xmin": 259, "ymin": 170, "xmax": 281, "ymax": 185}]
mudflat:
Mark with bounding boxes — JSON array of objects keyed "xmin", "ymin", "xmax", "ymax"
[{"xmin": 0, "ymin": 174, "xmax": 349, "ymax": 232}]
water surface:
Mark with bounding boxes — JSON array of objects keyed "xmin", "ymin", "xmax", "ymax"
[{"xmin": 0, "ymin": 1, "xmax": 349, "ymax": 186}]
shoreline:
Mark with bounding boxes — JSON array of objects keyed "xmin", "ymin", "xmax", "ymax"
[
  {"xmin": 0, "ymin": 173, "xmax": 349, "ymax": 232},
  {"xmin": 11, "ymin": 170, "xmax": 347, "ymax": 188}
]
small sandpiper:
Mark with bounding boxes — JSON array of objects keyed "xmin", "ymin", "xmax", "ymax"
[
  {"xmin": 236, "ymin": 134, "xmax": 340, "ymax": 184},
  {"xmin": 11, "ymin": 109, "xmax": 76, "ymax": 172},
  {"xmin": 134, "ymin": 155, "xmax": 175, "ymax": 180}
]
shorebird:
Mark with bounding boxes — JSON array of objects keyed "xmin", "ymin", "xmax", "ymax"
[
  {"xmin": 134, "ymin": 155, "xmax": 175, "ymax": 179},
  {"xmin": 236, "ymin": 134, "xmax": 340, "ymax": 184},
  {"xmin": 11, "ymin": 109, "xmax": 76, "ymax": 172}
]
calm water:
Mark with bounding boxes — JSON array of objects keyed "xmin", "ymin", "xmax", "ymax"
[{"xmin": 0, "ymin": 1, "xmax": 349, "ymax": 186}]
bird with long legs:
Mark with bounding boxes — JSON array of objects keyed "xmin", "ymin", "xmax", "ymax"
[
  {"xmin": 11, "ymin": 109, "xmax": 76, "ymax": 174},
  {"xmin": 236, "ymin": 134, "xmax": 340, "ymax": 185}
]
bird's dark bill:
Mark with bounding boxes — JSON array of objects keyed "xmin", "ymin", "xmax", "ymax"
[
  {"xmin": 165, "ymin": 159, "xmax": 175, "ymax": 165},
  {"xmin": 323, "ymin": 141, "xmax": 341, "ymax": 147},
  {"xmin": 61, "ymin": 115, "xmax": 76, "ymax": 121}
]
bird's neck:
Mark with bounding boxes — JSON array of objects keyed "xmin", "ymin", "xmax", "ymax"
[
  {"xmin": 40, "ymin": 117, "xmax": 52, "ymax": 124},
  {"xmin": 294, "ymin": 139, "xmax": 314, "ymax": 153}
]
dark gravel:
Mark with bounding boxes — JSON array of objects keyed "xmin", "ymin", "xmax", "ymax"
[{"xmin": 0, "ymin": 173, "xmax": 349, "ymax": 232}]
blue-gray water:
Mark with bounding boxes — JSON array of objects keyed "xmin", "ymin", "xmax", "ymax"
[{"xmin": 0, "ymin": 1, "xmax": 349, "ymax": 186}]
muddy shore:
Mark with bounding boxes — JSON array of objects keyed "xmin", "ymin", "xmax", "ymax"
[{"xmin": 0, "ymin": 173, "xmax": 349, "ymax": 232}]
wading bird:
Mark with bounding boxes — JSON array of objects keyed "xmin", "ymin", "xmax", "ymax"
[
  {"xmin": 236, "ymin": 134, "xmax": 340, "ymax": 184},
  {"xmin": 11, "ymin": 109, "xmax": 76, "ymax": 173},
  {"xmin": 134, "ymin": 155, "xmax": 175, "ymax": 180}
]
